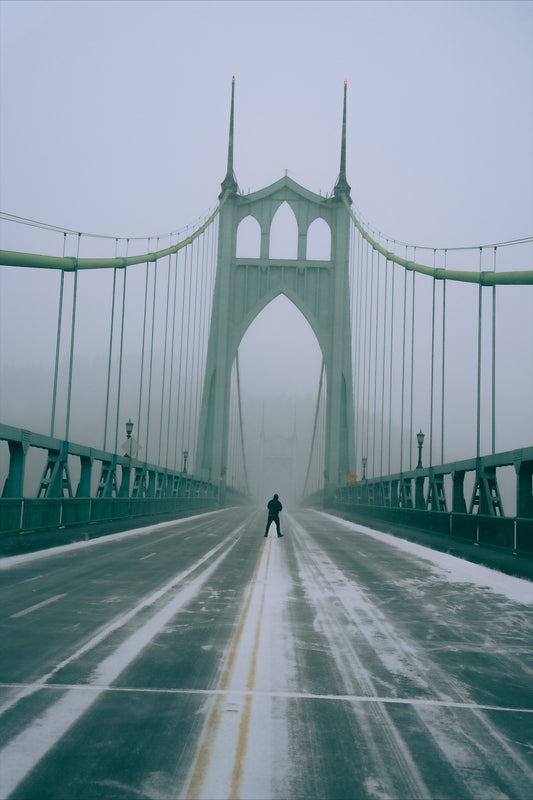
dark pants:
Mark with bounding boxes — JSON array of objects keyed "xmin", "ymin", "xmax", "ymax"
[{"xmin": 265, "ymin": 515, "xmax": 281, "ymax": 536}]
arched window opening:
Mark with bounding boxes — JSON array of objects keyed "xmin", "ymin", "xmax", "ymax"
[
  {"xmin": 269, "ymin": 202, "xmax": 298, "ymax": 259},
  {"xmin": 306, "ymin": 217, "xmax": 331, "ymax": 260},
  {"xmin": 236, "ymin": 215, "xmax": 261, "ymax": 258}
]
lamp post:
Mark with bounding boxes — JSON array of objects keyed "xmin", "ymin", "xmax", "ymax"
[
  {"xmin": 416, "ymin": 430, "xmax": 425, "ymax": 469},
  {"xmin": 125, "ymin": 419, "xmax": 134, "ymax": 458},
  {"xmin": 182, "ymin": 449, "xmax": 188, "ymax": 474},
  {"xmin": 361, "ymin": 456, "xmax": 367, "ymax": 480}
]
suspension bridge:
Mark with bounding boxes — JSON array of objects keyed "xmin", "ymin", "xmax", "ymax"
[
  {"xmin": 1, "ymin": 80, "xmax": 533, "ymax": 800},
  {"xmin": 1, "ymin": 78, "xmax": 531, "ymax": 547}
]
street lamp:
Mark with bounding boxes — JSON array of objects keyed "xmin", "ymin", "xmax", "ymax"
[
  {"xmin": 416, "ymin": 430, "xmax": 425, "ymax": 469},
  {"xmin": 362, "ymin": 456, "xmax": 367, "ymax": 480},
  {"xmin": 125, "ymin": 418, "xmax": 134, "ymax": 439},
  {"xmin": 182, "ymin": 449, "xmax": 188, "ymax": 473}
]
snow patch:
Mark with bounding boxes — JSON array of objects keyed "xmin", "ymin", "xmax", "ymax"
[{"xmin": 321, "ymin": 512, "xmax": 533, "ymax": 605}]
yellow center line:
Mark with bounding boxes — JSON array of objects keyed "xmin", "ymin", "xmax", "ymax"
[
  {"xmin": 229, "ymin": 541, "xmax": 272, "ymax": 799},
  {"xmin": 185, "ymin": 537, "xmax": 269, "ymax": 800},
  {"xmin": 10, "ymin": 593, "xmax": 68, "ymax": 619}
]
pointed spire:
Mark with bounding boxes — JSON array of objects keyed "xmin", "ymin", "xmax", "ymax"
[
  {"xmin": 220, "ymin": 76, "xmax": 238, "ymax": 198},
  {"xmin": 333, "ymin": 79, "xmax": 352, "ymax": 202}
]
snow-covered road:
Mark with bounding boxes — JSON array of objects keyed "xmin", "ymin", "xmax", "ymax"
[{"xmin": 1, "ymin": 507, "xmax": 532, "ymax": 799}]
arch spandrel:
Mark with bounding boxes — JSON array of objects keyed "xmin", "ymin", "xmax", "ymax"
[
  {"xmin": 231, "ymin": 260, "xmax": 331, "ymax": 351},
  {"xmin": 229, "ymin": 286, "xmax": 327, "ymax": 368}
]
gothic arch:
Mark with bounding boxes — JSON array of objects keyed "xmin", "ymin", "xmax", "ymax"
[
  {"xmin": 231, "ymin": 286, "xmax": 323, "ymax": 366},
  {"xmin": 306, "ymin": 216, "xmax": 331, "ymax": 261},
  {"xmin": 269, "ymin": 201, "xmax": 298, "ymax": 259},
  {"xmin": 236, "ymin": 214, "xmax": 261, "ymax": 258}
]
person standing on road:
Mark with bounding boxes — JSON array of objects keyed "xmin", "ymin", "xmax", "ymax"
[{"xmin": 264, "ymin": 493, "xmax": 283, "ymax": 538}]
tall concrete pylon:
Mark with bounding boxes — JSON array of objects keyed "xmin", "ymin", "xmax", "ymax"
[{"xmin": 196, "ymin": 79, "xmax": 355, "ymax": 502}]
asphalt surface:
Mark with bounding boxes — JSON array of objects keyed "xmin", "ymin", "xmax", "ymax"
[{"xmin": 1, "ymin": 507, "xmax": 532, "ymax": 800}]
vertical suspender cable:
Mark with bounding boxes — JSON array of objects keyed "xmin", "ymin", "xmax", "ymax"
[
  {"xmin": 113, "ymin": 250, "xmax": 128, "ymax": 455},
  {"xmin": 158, "ymin": 245, "xmax": 172, "ymax": 468},
  {"xmin": 410, "ymin": 249, "xmax": 416, "ymax": 471},
  {"xmin": 388, "ymin": 255, "xmax": 395, "ymax": 475},
  {"xmin": 372, "ymin": 250, "xmax": 380, "ymax": 475},
  {"xmin": 380, "ymin": 258, "xmax": 388, "ymax": 476},
  {"xmin": 137, "ymin": 241, "xmax": 151, "ymax": 456},
  {"xmin": 303, "ymin": 360, "xmax": 325, "ymax": 497},
  {"xmin": 104, "ymin": 239, "xmax": 119, "ymax": 450},
  {"xmin": 197, "ymin": 224, "xmax": 211, "ymax": 460},
  {"xmin": 429, "ymin": 249, "xmax": 437, "ymax": 467},
  {"xmin": 400, "ymin": 248, "xmax": 408, "ymax": 473},
  {"xmin": 174, "ymin": 232, "xmax": 189, "ymax": 469},
  {"xmin": 355, "ymin": 231, "xmax": 364, "ymax": 464},
  {"xmin": 65, "ymin": 233, "xmax": 81, "ymax": 442},
  {"xmin": 441, "ymin": 250, "xmax": 447, "ymax": 463},
  {"xmin": 492, "ymin": 247, "xmax": 497, "ymax": 454},
  {"xmin": 183, "ymin": 240, "xmax": 195, "ymax": 451},
  {"xmin": 362, "ymin": 237, "xmax": 370, "ymax": 460},
  {"xmin": 235, "ymin": 351, "xmax": 250, "ymax": 495},
  {"xmin": 476, "ymin": 247, "xmax": 483, "ymax": 459},
  {"xmin": 366, "ymin": 247, "xmax": 374, "ymax": 472},
  {"xmin": 166, "ymin": 245, "xmax": 180, "ymax": 470},
  {"xmin": 51, "ymin": 233, "xmax": 67, "ymax": 437},
  {"xmin": 189, "ymin": 230, "xmax": 203, "ymax": 467},
  {"xmin": 145, "ymin": 248, "xmax": 159, "ymax": 465}
]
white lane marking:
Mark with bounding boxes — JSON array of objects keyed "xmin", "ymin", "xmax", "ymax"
[
  {"xmin": 140, "ymin": 552, "xmax": 156, "ymax": 561},
  {"xmin": 10, "ymin": 593, "xmax": 67, "ymax": 619},
  {"xmin": 0, "ymin": 683, "xmax": 531, "ymax": 715},
  {"xmin": 0, "ymin": 528, "xmax": 245, "ymax": 799},
  {"xmin": 0, "ymin": 518, "xmax": 251, "ymax": 718}
]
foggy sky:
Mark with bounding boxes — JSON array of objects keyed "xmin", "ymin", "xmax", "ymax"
[{"xmin": 1, "ymin": 1, "xmax": 532, "ymax": 498}]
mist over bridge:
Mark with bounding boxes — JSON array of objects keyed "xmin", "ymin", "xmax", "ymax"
[{"xmin": 1, "ymin": 77, "xmax": 533, "ymax": 800}]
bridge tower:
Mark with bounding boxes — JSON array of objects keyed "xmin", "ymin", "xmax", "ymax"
[{"xmin": 196, "ymin": 79, "xmax": 355, "ymax": 501}]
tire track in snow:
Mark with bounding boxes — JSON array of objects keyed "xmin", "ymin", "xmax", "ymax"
[
  {"xmin": 290, "ymin": 511, "xmax": 533, "ymax": 798},
  {"xmin": 288, "ymin": 512, "xmax": 433, "ymax": 799}
]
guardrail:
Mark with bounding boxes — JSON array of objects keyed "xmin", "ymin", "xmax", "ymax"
[
  {"xmin": 0, "ymin": 496, "xmax": 218, "ymax": 535},
  {"xmin": 331, "ymin": 502, "xmax": 533, "ymax": 555}
]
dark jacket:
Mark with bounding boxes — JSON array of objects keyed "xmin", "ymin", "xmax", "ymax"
[{"xmin": 267, "ymin": 497, "xmax": 282, "ymax": 516}]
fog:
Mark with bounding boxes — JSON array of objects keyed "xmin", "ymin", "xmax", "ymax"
[{"xmin": 1, "ymin": 1, "xmax": 532, "ymax": 507}]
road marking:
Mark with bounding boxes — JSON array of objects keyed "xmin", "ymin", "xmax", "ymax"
[
  {"xmin": 140, "ymin": 552, "xmax": 156, "ymax": 560},
  {"xmin": 184, "ymin": 536, "xmax": 271, "ymax": 799},
  {"xmin": 1, "ymin": 682, "xmax": 531, "ymax": 715},
  {"xmin": 10, "ymin": 593, "xmax": 67, "ymax": 618}
]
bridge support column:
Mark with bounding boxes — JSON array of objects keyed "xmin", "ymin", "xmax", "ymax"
[
  {"xmin": 2, "ymin": 437, "xmax": 29, "ymax": 497},
  {"xmin": 76, "ymin": 454, "xmax": 93, "ymax": 497},
  {"xmin": 415, "ymin": 474, "xmax": 426, "ymax": 509},
  {"xmin": 452, "ymin": 469, "xmax": 466, "ymax": 513},
  {"xmin": 119, "ymin": 463, "xmax": 132, "ymax": 497},
  {"xmin": 515, "ymin": 458, "xmax": 533, "ymax": 519}
]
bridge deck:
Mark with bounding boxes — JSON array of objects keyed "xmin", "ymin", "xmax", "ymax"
[{"xmin": 1, "ymin": 508, "xmax": 532, "ymax": 799}]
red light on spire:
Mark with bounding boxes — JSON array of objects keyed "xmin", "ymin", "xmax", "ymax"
[
  {"xmin": 232, "ymin": 75, "xmax": 235, "ymax": 82},
  {"xmin": 344, "ymin": 79, "xmax": 347, "ymax": 85}
]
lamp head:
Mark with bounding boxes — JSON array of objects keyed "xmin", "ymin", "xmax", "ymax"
[
  {"xmin": 125, "ymin": 418, "xmax": 134, "ymax": 438},
  {"xmin": 417, "ymin": 430, "xmax": 425, "ymax": 446}
]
